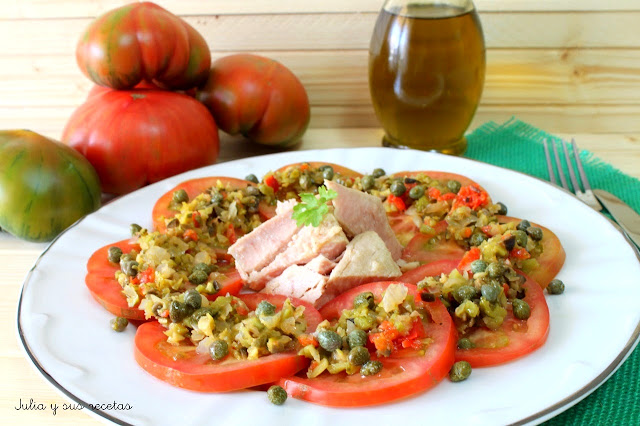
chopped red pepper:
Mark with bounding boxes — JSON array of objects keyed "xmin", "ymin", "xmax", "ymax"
[
  {"xmin": 225, "ymin": 224, "xmax": 237, "ymax": 244},
  {"xmin": 427, "ymin": 187, "xmax": 441, "ymax": 200},
  {"xmin": 462, "ymin": 227, "xmax": 473, "ymax": 238},
  {"xmin": 191, "ymin": 211, "xmax": 202, "ymax": 228},
  {"xmin": 452, "ymin": 185, "xmax": 490, "ymax": 210},
  {"xmin": 183, "ymin": 229, "xmax": 198, "ymax": 242},
  {"xmin": 139, "ymin": 266, "xmax": 155, "ymax": 284},
  {"xmin": 298, "ymin": 334, "xmax": 319, "ymax": 348},
  {"xmin": 510, "ymin": 248, "xmax": 531, "ymax": 260},
  {"xmin": 264, "ymin": 174, "xmax": 280, "ymax": 192},
  {"xmin": 387, "ymin": 194, "xmax": 406, "ymax": 212},
  {"xmin": 457, "ymin": 247, "xmax": 481, "ymax": 271}
]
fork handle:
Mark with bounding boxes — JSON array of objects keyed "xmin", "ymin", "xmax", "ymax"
[{"xmin": 593, "ymin": 189, "xmax": 640, "ymax": 249}]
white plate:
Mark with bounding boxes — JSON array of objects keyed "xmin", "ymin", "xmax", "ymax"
[{"xmin": 17, "ymin": 148, "xmax": 640, "ymax": 426}]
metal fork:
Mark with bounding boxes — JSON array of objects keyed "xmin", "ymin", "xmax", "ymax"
[{"xmin": 543, "ymin": 138, "xmax": 603, "ymax": 211}]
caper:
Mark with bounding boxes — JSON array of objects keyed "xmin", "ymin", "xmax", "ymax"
[
  {"xmin": 299, "ymin": 174, "xmax": 312, "ymax": 189},
  {"xmin": 210, "ymin": 340, "xmax": 229, "ymax": 360},
  {"xmin": 348, "ymin": 346, "xmax": 371, "ymax": 366},
  {"xmin": 110, "ymin": 317, "xmax": 128, "ymax": 332},
  {"xmin": 495, "ymin": 202, "xmax": 508, "ymax": 215},
  {"xmin": 481, "ymin": 283, "xmax": 501, "ymax": 303},
  {"xmin": 372, "ymin": 168, "xmax": 386, "ymax": 178},
  {"xmin": 191, "ymin": 307, "xmax": 215, "ymax": 323},
  {"xmin": 457, "ymin": 338, "xmax": 475, "ymax": 350},
  {"xmin": 347, "ymin": 329, "xmax": 368, "ymax": 348},
  {"xmin": 121, "ymin": 260, "xmax": 139, "ymax": 277},
  {"xmin": 409, "ymin": 185, "xmax": 425, "ymax": 199},
  {"xmin": 447, "ymin": 180, "xmax": 462, "ymax": 194},
  {"xmin": 188, "ymin": 269, "xmax": 208, "ymax": 285},
  {"xmin": 486, "ymin": 262, "xmax": 505, "ymax": 278},
  {"xmin": 454, "ymin": 285, "xmax": 477, "ymax": 303},
  {"xmin": 245, "ymin": 174, "xmax": 259, "ymax": 184},
  {"xmin": 246, "ymin": 185, "xmax": 261, "ymax": 196},
  {"xmin": 256, "ymin": 300, "xmax": 277, "ymax": 317},
  {"xmin": 193, "ymin": 262, "xmax": 215, "ymax": 275},
  {"xmin": 353, "ymin": 292, "xmax": 375, "ymax": 310},
  {"xmin": 172, "ymin": 189, "xmax": 189, "ymax": 204},
  {"xmin": 322, "ymin": 166, "xmax": 334, "ymax": 180},
  {"xmin": 130, "ymin": 223, "xmax": 142, "ymax": 236},
  {"xmin": 361, "ymin": 360, "xmax": 383, "ymax": 376},
  {"xmin": 390, "ymin": 181, "xmax": 406, "ymax": 196},
  {"xmin": 317, "ymin": 330, "xmax": 342, "ymax": 352},
  {"xmin": 547, "ymin": 279, "xmax": 565, "ymax": 295},
  {"xmin": 527, "ymin": 226, "xmax": 543, "ymax": 241},
  {"xmin": 503, "ymin": 235, "xmax": 516, "ymax": 252},
  {"xmin": 470, "ymin": 259, "xmax": 488, "ymax": 274},
  {"xmin": 267, "ymin": 385, "xmax": 287, "ymax": 406},
  {"xmin": 169, "ymin": 301, "xmax": 189, "ymax": 322},
  {"xmin": 517, "ymin": 220, "xmax": 531, "ymax": 231},
  {"xmin": 184, "ymin": 289, "xmax": 202, "ymax": 310},
  {"xmin": 469, "ymin": 233, "xmax": 486, "ymax": 246},
  {"xmin": 449, "ymin": 361, "xmax": 472, "ymax": 382},
  {"xmin": 404, "ymin": 177, "xmax": 418, "ymax": 184},
  {"xmin": 361, "ymin": 175, "xmax": 375, "ymax": 191},
  {"xmin": 107, "ymin": 246, "xmax": 123, "ymax": 263},
  {"xmin": 512, "ymin": 230, "xmax": 528, "ymax": 247},
  {"xmin": 512, "ymin": 299, "xmax": 531, "ymax": 320}
]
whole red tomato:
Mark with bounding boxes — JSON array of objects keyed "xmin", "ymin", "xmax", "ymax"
[
  {"xmin": 62, "ymin": 90, "xmax": 219, "ymax": 195},
  {"xmin": 196, "ymin": 54, "xmax": 310, "ymax": 147},
  {"xmin": 76, "ymin": 2, "xmax": 210, "ymax": 90}
]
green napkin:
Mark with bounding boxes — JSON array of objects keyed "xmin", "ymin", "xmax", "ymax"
[{"xmin": 465, "ymin": 118, "xmax": 640, "ymax": 425}]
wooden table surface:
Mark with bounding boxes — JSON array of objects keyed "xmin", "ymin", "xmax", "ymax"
[{"xmin": 2, "ymin": 128, "xmax": 639, "ymax": 424}]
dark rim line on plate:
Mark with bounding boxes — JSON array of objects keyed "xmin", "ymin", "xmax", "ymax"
[{"xmin": 14, "ymin": 148, "xmax": 640, "ymax": 425}]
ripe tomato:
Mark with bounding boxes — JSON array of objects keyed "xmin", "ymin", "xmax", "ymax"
[
  {"xmin": 399, "ymin": 259, "xmax": 461, "ymax": 285},
  {"xmin": 279, "ymin": 281, "xmax": 456, "ymax": 407},
  {"xmin": 402, "ymin": 233, "xmax": 466, "ymax": 265},
  {"xmin": 134, "ymin": 294, "xmax": 323, "ymax": 392},
  {"xmin": 62, "ymin": 90, "xmax": 219, "ymax": 195},
  {"xmin": 76, "ymin": 2, "xmax": 210, "ymax": 90},
  {"xmin": 196, "ymin": 54, "xmax": 310, "ymax": 147},
  {"xmin": 392, "ymin": 170, "xmax": 487, "ymax": 192},
  {"xmin": 85, "ymin": 239, "xmax": 244, "ymax": 321},
  {"xmin": 152, "ymin": 176, "xmax": 269, "ymax": 232},
  {"xmin": 498, "ymin": 216, "xmax": 566, "ymax": 288}
]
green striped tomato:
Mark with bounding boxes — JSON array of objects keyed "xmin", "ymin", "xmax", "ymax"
[
  {"xmin": 76, "ymin": 2, "xmax": 210, "ymax": 90},
  {"xmin": 196, "ymin": 54, "xmax": 310, "ymax": 147},
  {"xmin": 0, "ymin": 130, "xmax": 101, "ymax": 242}
]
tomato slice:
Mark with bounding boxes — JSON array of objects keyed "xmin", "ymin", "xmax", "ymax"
[
  {"xmin": 399, "ymin": 259, "xmax": 461, "ymax": 285},
  {"xmin": 274, "ymin": 161, "xmax": 363, "ymax": 179},
  {"xmin": 152, "ymin": 176, "xmax": 267, "ymax": 232},
  {"xmin": 279, "ymin": 281, "xmax": 456, "ymax": 407},
  {"xmin": 402, "ymin": 233, "xmax": 466, "ymax": 265},
  {"xmin": 392, "ymin": 170, "xmax": 490, "ymax": 197},
  {"xmin": 497, "ymin": 216, "xmax": 565, "ymax": 288},
  {"xmin": 85, "ymin": 239, "xmax": 244, "ymax": 320},
  {"xmin": 134, "ymin": 294, "xmax": 323, "ymax": 392}
]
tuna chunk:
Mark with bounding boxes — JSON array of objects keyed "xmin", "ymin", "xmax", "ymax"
[
  {"xmin": 305, "ymin": 255, "xmax": 337, "ymax": 275},
  {"xmin": 263, "ymin": 265, "xmax": 329, "ymax": 305},
  {"xmin": 227, "ymin": 199, "xmax": 298, "ymax": 282},
  {"xmin": 246, "ymin": 213, "xmax": 348, "ymax": 289},
  {"xmin": 324, "ymin": 180, "xmax": 403, "ymax": 260}
]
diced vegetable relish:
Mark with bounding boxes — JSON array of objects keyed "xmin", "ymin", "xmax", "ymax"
[
  {"xmin": 266, "ymin": 163, "xmax": 357, "ymax": 200},
  {"xmin": 299, "ymin": 284, "xmax": 431, "ymax": 378}
]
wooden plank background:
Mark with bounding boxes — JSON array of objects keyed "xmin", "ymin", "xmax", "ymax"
[{"xmin": 0, "ymin": 0, "xmax": 639, "ymax": 136}]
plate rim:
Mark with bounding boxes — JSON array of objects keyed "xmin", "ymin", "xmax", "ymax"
[{"xmin": 15, "ymin": 147, "xmax": 640, "ymax": 426}]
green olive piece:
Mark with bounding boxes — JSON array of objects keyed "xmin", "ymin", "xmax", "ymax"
[
  {"xmin": 486, "ymin": 262, "xmax": 505, "ymax": 278},
  {"xmin": 256, "ymin": 300, "xmax": 277, "ymax": 317},
  {"xmin": 130, "ymin": 223, "xmax": 142, "ymax": 236},
  {"xmin": 512, "ymin": 299, "xmax": 531, "ymax": 320},
  {"xmin": 372, "ymin": 168, "xmax": 386, "ymax": 178},
  {"xmin": 517, "ymin": 220, "xmax": 531, "ymax": 231},
  {"xmin": 170, "ymin": 301, "xmax": 189, "ymax": 323},
  {"xmin": 495, "ymin": 202, "xmax": 508, "ymax": 215},
  {"xmin": 210, "ymin": 340, "xmax": 229, "ymax": 360},
  {"xmin": 317, "ymin": 330, "xmax": 342, "ymax": 352},
  {"xmin": 347, "ymin": 329, "xmax": 368, "ymax": 348},
  {"xmin": 512, "ymin": 230, "xmax": 528, "ymax": 247},
  {"xmin": 267, "ymin": 385, "xmax": 288, "ymax": 406},
  {"xmin": 527, "ymin": 226, "xmax": 544, "ymax": 241},
  {"xmin": 322, "ymin": 166, "xmax": 335, "ymax": 180},
  {"xmin": 409, "ymin": 185, "xmax": 425, "ymax": 199},
  {"xmin": 245, "ymin": 174, "xmax": 259, "ymax": 184},
  {"xmin": 470, "ymin": 259, "xmax": 488, "ymax": 274},
  {"xmin": 361, "ymin": 175, "xmax": 375, "ymax": 191},
  {"xmin": 361, "ymin": 360, "xmax": 383, "ymax": 376},
  {"xmin": 390, "ymin": 181, "xmax": 406, "ymax": 196},
  {"xmin": 454, "ymin": 285, "xmax": 477, "ymax": 303},
  {"xmin": 184, "ymin": 289, "xmax": 202, "ymax": 310},
  {"xmin": 457, "ymin": 338, "xmax": 475, "ymax": 350},
  {"xmin": 348, "ymin": 346, "xmax": 371, "ymax": 366},
  {"xmin": 107, "ymin": 246, "xmax": 123, "ymax": 263},
  {"xmin": 469, "ymin": 233, "xmax": 486, "ymax": 246},
  {"xmin": 188, "ymin": 269, "xmax": 208, "ymax": 285},
  {"xmin": 450, "ymin": 361, "xmax": 472, "ymax": 382},
  {"xmin": 172, "ymin": 189, "xmax": 189, "ymax": 204},
  {"xmin": 353, "ymin": 292, "xmax": 375, "ymax": 310},
  {"xmin": 447, "ymin": 180, "xmax": 462, "ymax": 194},
  {"xmin": 110, "ymin": 317, "xmax": 128, "ymax": 332},
  {"xmin": 547, "ymin": 279, "xmax": 565, "ymax": 295}
]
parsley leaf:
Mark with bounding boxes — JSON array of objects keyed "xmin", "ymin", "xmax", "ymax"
[{"xmin": 291, "ymin": 186, "xmax": 338, "ymax": 227}]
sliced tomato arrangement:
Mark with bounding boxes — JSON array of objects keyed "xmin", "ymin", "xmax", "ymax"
[
  {"xmin": 85, "ymin": 239, "xmax": 244, "ymax": 320},
  {"xmin": 134, "ymin": 294, "xmax": 323, "ymax": 392},
  {"xmin": 399, "ymin": 259, "xmax": 461, "ymax": 285},
  {"xmin": 279, "ymin": 281, "xmax": 456, "ymax": 407},
  {"xmin": 152, "ymin": 176, "xmax": 268, "ymax": 232},
  {"xmin": 391, "ymin": 170, "xmax": 488, "ymax": 193},
  {"xmin": 274, "ymin": 161, "xmax": 363, "ymax": 179}
]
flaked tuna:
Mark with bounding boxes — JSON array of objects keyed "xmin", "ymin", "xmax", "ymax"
[
  {"xmin": 324, "ymin": 180, "xmax": 403, "ymax": 260},
  {"xmin": 263, "ymin": 265, "xmax": 329, "ymax": 305}
]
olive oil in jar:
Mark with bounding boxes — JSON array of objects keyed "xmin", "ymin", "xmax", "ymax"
[{"xmin": 369, "ymin": 1, "xmax": 485, "ymax": 155}]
